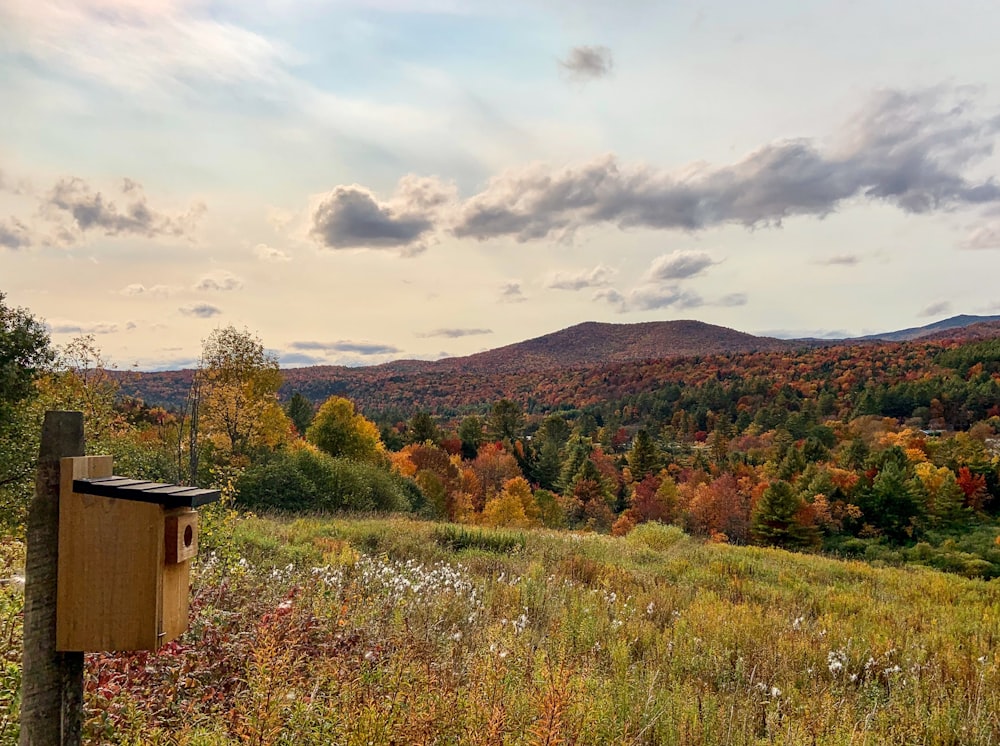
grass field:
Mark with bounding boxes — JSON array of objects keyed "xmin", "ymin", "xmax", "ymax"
[{"xmin": 2, "ymin": 514, "xmax": 1000, "ymax": 744}]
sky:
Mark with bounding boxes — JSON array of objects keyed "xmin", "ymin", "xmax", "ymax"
[{"xmin": 3, "ymin": 0, "xmax": 1000, "ymax": 371}]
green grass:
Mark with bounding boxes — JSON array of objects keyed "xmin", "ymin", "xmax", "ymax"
[{"xmin": 3, "ymin": 517, "xmax": 1000, "ymax": 744}]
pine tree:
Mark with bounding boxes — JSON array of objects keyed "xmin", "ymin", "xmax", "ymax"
[
  {"xmin": 285, "ymin": 392, "xmax": 314, "ymax": 436},
  {"xmin": 751, "ymin": 480, "xmax": 818, "ymax": 548},
  {"xmin": 626, "ymin": 429, "xmax": 660, "ymax": 479}
]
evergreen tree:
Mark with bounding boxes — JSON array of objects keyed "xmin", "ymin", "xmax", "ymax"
[
  {"xmin": 458, "ymin": 415, "xmax": 485, "ymax": 460},
  {"xmin": 408, "ymin": 411, "xmax": 441, "ymax": 445},
  {"xmin": 857, "ymin": 460, "xmax": 923, "ymax": 541},
  {"xmin": 488, "ymin": 399, "xmax": 524, "ymax": 443},
  {"xmin": 285, "ymin": 392, "xmax": 314, "ymax": 436},
  {"xmin": 626, "ymin": 429, "xmax": 660, "ymax": 479},
  {"xmin": 558, "ymin": 434, "xmax": 592, "ymax": 494},
  {"xmin": 751, "ymin": 480, "xmax": 818, "ymax": 548}
]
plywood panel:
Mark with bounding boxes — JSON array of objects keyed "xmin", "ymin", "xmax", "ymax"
[
  {"xmin": 160, "ymin": 560, "xmax": 190, "ymax": 644},
  {"xmin": 161, "ymin": 507, "xmax": 194, "ymax": 643},
  {"xmin": 57, "ymin": 456, "xmax": 163, "ymax": 651}
]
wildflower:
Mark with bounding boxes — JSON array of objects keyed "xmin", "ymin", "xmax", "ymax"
[
  {"xmin": 451, "ymin": 631, "xmax": 463, "ymax": 642},
  {"xmin": 792, "ymin": 616, "xmax": 804, "ymax": 630},
  {"xmin": 828, "ymin": 649, "xmax": 847, "ymax": 675},
  {"xmin": 646, "ymin": 602, "xmax": 655, "ymax": 615}
]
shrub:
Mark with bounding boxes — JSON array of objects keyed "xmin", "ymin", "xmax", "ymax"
[
  {"xmin": 236, "ymin": 447, "xmax": 415, "ymax": 514},
  {"xmin": 625, "ymin": 521, "xmax": 688, "ymax": 552},
  {"xmin": 432, "ymin": 524, "xmax": 526, "ymax": 553}
]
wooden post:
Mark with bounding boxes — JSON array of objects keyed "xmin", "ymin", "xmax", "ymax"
[{"xmin": 20, "ymin": 411, "xmax": 84, "ymax": 746}]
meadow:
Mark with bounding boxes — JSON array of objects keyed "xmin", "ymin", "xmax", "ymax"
[{"xmin": 3, "ymin": 512, "xmax": 998, "ymax": 745}]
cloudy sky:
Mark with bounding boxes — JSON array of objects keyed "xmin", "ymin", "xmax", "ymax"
[{"xmin": 3, "ymin": 0, "xmax": 1000, "ymax": 370}]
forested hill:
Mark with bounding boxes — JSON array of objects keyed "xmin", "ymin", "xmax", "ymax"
[
  {"xmin": 122, "ymin": 319, "xmax": 803, "ymax": 410},
  {"xmin": 427, "ymin": 320, "xmax": 796, "ymax": 374},
  {"xmin": 855, "ymin": 314, "xmax": 1000, "ymax": 342},
  {"xmin": 120, "ymin": 317, "xmax": 1000, "ymax": 415}
]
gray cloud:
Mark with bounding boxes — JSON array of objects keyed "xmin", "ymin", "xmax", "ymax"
[
  {"xmin": 179, "ymin": 303, "xmax": 222, "ymax": 318},
  {"xmin": 546, "ymin": 264, "xmax": 615, "ymax": 290},
  {"xmin": 593, "ymin": 288, "xmax": 626, "ymax": 307},
  {"xmin": 45, "ymin": 177, "xmax": 205, "ymax": 239},
  {"xmin": 49, "ymin": 321, "xmax": 121, "ymax": 334},
  {"xmin": 718, "ymin": 292, "xmax": 749, "ymax": 307},
  {"xmin": 560, "ymin": 45, "xmax": 613, "ymax": 81},
  {"xmin": 919, "ymin": 300, "xmax": 952, "ymax": 317},
  {"xmin": 643, "ymin": 251, "xmax": 716, "ymax": 281},
  {"xmin": 330, "ymin": 341, "xmax": 401, "ymax": 355},
  {"xmin": 453, "ymin": 88, "xmax": 1000, "ymax": 243},
  {"xmin": 599, "ymin": 284, "xmax": 746, "ymax": 313},
  {"xmin": 762, "ymin": 328, "xmax": 851, "ymax": 340},
  {"xmin": 194, "ymin": 271, "xmax": 243, "ymax": 291},
  {"xmin": 0, "ymin": 217, "xmax": 31, "ymax": 249},
  {"xmin": 818, "ymin": 254, "xmax": 861, "ymax": 266},
  {"xmin": 627, "ymin": 285, "xmax": 705, "ymax": 312},
  {"xmin": 596, "ymin": 250, "xmax": 746, "ymax": 312},
  {"xmin": 290, "ymin": 340, "xmax": 402, "ymax": 355},
  {"xmin": 500, "ymin": 281, "xmax": 527, "ymax": 303},
  {"xmin": 310, "ymin": 176, "xmax": 456, "ymax": 255},
  {"xmin": 961, "ymin": 221, "xmax": 1000, "ymax": 249},
  {"xmin": 417, "ymin": 328, "xmax": 494, "ymax": 338}
]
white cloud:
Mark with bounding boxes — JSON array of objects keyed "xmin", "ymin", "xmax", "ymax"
[
  {"xmin": 643, "ymin": 251, "xmax": 717, "ymax": 281},
  {"xmin": 119, "ymin": 283, "xmax": 179, "ymax": 297},
  {"xmin": 546, "ymin": 264, "xmax": 616, "ymax": 290},
  {"xmin": 254, "ymin": 243, "xmax": 291, "ymax": 262},
  {"xmin": 961, "ymin": 221, "xmax": 1000, "ymax": 249},
  {"xmin": 194, "ymin": 271, "xmax": 243, "ymax": 291}
]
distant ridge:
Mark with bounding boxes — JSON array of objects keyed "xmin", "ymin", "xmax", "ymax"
[
  {"xmin": 120, "ymin": 315, "xmax": 1000, "ymax": 412},
  {"xmin": 854, "ymin": 314, "xmax": 1000, "ymax": 342},
  {"xmin": 424, "ymin": 319, "xmax": 797, "ymax": 374}
]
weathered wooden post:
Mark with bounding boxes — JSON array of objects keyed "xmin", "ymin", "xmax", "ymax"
[
  {"xmin": 20, "ymin": 411, "xmax": 85, "ymax": 746},
  {"xmin": 20, "ymin": 411, "xmax": 220, "ymax": 744}
]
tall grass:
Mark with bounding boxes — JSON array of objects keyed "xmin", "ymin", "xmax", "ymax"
[{"xmin": 2, "ymin": 518, "xmax": 999, "ymax": 744}]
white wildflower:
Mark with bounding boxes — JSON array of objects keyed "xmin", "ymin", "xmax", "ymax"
[{"xmin": 828, "ymin": 650, "xmax": 847, "ymax": 675}]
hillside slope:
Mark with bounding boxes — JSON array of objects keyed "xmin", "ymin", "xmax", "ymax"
[{"xmin": 858, "ymin": 314, "xmax": 1000, "ymax": 342}]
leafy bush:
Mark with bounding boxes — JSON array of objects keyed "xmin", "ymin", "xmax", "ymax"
[
  {"xmin": 625, "ymin": 521, "xmax": 689, "ymax": 552},
  {"xmin": 432, "ymin": 524, "xmax": 526, "ymax": 553},
  {"xmin": 236, "ymin": 447, "xmax": 415, "ymax": 514}
]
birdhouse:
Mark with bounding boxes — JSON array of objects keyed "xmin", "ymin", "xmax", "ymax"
[{"xmin": 56, "ymin": 456, "xmax": 220, "ymax": 652}]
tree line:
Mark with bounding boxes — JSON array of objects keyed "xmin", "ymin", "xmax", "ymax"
[{"xmin": 3, "ymin": 293, "xmax": 1000, "ymax": 576}]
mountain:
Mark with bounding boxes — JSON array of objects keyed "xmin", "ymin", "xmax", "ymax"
[
  {"xmin": 856, "ymin": 315, "xmax": 1000, "ymax": 342},
  {"xmin": 424, "ymin": 320, "xmax": 797, "ymax": 375},
  {"xmin": 122, "ymin": 320, "xmax": 803, "ymax": 411},
  {"xmin": 120, "ymin": 316, "xmax": 1000, "ymax": 414}
]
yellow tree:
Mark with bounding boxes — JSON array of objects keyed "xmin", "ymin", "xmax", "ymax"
[
  {"xmin": 305, "ymin": 396, "xmax": 385, "ymax": 464},
  {"xmin": 482, "ymin": 477, "xmax": 540, "ymax": 528},
  {"xmin": 194, "ymin": 326, "xmax": 289, "ymax": 472}
]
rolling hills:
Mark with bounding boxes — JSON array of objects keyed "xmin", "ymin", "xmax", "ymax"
[{"xmin": 120, "ymin": 315, "xmax": 1000, "ymax": 415}]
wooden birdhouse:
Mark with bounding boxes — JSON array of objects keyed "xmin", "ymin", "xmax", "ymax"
[{"xmin": 56, "ymin": 456, "xmax": 220, "ymax": 652}]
